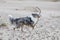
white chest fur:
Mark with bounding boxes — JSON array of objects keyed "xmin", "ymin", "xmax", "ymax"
[{"xmin": 29, "ymin": 15, "xmax": 37, "ymax": 23}]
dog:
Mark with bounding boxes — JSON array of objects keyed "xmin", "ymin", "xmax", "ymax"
[{"xmin": 8, "ymin": 13, "xmax": 40, "ymax": 31}]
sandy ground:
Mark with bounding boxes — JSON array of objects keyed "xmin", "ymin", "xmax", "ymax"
[{"xmin": 0, "ymin": 1, "xmax": 60, "ymax": 40}]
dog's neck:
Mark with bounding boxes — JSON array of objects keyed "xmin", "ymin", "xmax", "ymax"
[{"xmin": 29, "ymin": 15, "xmax": 37, "ymax": 23}]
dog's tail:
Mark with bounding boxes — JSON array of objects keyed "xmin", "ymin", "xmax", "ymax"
[{"xmin": 8, "ymin": 15, "xmax": 14, "ymax": 24}]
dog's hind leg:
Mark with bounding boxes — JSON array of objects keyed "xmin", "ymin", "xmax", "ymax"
[
  {"xmin": 13, "ymin": 24, "xmax": 20, "ymax": 31},
  {"xmin": 21, "ymin": 26, "xmax": 24, "ymax": 32},
  {"xmin": 16, "ymin": 23, "xmax": 24, "ymax": 32}
]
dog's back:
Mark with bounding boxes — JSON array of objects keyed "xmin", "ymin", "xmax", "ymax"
[{"xmin": 16, "ymin": 16, "xmax": 34, "ymax": 25}]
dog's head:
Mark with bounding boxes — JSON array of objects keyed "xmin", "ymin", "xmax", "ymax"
[{"xmin": 32, "ymin": 13, "xmax": 40, "ymax": 18}]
